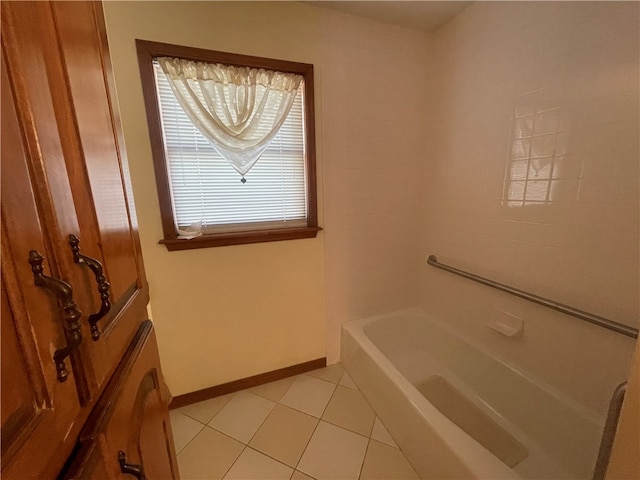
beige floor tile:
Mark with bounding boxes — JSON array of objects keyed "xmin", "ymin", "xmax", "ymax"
[
  {"xmin": 306, "ymin": 364, "xmax": 344, "ymax": 384},
  {"xmin": 360, "ymin": 440, "xmax": 419, "ymax": 480},
  {"xmin": 279, "ymin": 375, "xmax": 336, "ymax": 418},
  {"xmin": 322, "ymin": 386, "xmax": 375, "ymax": 436},
  {"xmin": 170, "ymin": 410, "xmax": 204, "ymax": 454},
  {"xmin": 370, "ymin": 417, "xmax": 397, "ymax": 448},
  {"xmin": 209, "ymin": 391, "xmax": 275, "ymax": 443},
  {"xmin": 297, "ymin": 421, "xmax": 368, "ymax": 480},
  {"xmin": 292, "ymin": 470, "xmax": 315, "ymax": 480},
  {"xmin": 338, "ymin": 371, "xmax": 358, "ymax": 390},
  {"xmin": 177, "ymin": 427, "xmax": 244, "ymax": 479},
  {"xmin": 224, "ymin": 448, "xmax": 293, "ymax": 479},
  {"xmin": 249, "ymin": 404, "xmax": 318, "ymax": 467},
  {"xmin": 174, "ymin": 394, "xmax": 234, "ymax": 424},
  {"xmin": 249, "ymin": 376, "xmax": 296, "ymax": 402}
]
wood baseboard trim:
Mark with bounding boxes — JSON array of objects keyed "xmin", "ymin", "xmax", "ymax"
[{"xmin": 169, "ymin": 357, "xmax": 327, "ymax": 409}]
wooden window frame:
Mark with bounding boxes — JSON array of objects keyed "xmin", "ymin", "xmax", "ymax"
[{"xmin": 135, "ymin": 40, "xmax": 320, "ymax": 251}]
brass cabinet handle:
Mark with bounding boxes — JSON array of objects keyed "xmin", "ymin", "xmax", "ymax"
[
  {"xmin": 118, "ymin": 451, "xmax": 145, "ymax": 480},
  {"xmin": 68, "ymin": 234, "xmax": 111, "ymax": 340},
  {"xmin": 28, "ymin": 250, "xmax": 82, "ymax": 382}
]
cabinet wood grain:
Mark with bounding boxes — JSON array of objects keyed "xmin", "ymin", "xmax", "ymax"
[{"xmin": 1, "ymin": 2, "xmax": 177, "ymax": 479}]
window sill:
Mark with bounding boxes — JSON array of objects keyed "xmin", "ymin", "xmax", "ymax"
[{"xmin": 159, "ymin": 226, "xmax": 322, "ymax": 251}]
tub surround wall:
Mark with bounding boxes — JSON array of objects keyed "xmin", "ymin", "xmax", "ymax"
[
  {"xmin": 319, "ymin": 10, "xmax": 429, "ymax": 363},
  {"xmin": 421, "ymin": 1, "xmax": 639, "ymax": 414}
]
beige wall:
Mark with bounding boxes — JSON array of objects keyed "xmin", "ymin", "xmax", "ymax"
[
  {"xmin": 421, "ymin": 1, "xmax": 639, "ymax": 414},
  {"xmin": 103, "ymin": 1, "xmax": 328, "ymax": 396},
  {"xmin": 103, "ymin": 1, "xmax": 429, "ymax": 394}
]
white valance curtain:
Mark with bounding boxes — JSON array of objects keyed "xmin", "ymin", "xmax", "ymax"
[{"xmin": 157, "ymin": 57, "xmax": 303, "ymax": 181}]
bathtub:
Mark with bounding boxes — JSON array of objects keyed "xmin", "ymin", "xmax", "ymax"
[{"xmin": 341, "ymin": 309, "xmax": 605, "ymax": 479}]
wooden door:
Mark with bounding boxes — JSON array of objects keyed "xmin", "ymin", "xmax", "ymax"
[
  {"xmin": 1, "ymin": 49, "xmax": 85, "ymax": 480},
  {"xmin": 1, "ymin": 1, "xmax": 149, "ymax": 398},
  {"xmin": 57, "ymin": 442, "xmax": 113, "ymax": 480},
  {"xmin": 65, "ymin": 322, "xmax": 179, "ymax": 480},
  {"xmin": 101, "ymin": 322, "xmax": 177, "ymax": 480}
]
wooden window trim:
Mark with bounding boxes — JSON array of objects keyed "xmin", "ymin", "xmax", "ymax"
[{"xmin": 135, "ymin": 39, "xmax": 320, "ymax": 251}]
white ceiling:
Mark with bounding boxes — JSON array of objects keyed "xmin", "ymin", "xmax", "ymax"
[{"xmin": 304, "ymin": 1, "xmax": 473, "ymax": 33}]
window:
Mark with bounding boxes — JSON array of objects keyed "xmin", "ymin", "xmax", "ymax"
[
  {"xmin": 136, "ymin": 40, "xmax": 320, "ymax": 250},
  {"xmin": 503, "ymin": 91, "xmax": 564, "ymax": 207}
]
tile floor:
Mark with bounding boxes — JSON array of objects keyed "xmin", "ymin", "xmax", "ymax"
[{"xmin": 170, "ymin": 364, "xmax": 420, "ymax": 479}]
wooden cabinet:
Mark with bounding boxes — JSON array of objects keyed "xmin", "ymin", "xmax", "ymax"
[
  {"xmin": 62, "ymin": 322, "xmax": 179, "ymax": 480},
  {"xmin": 1, "ymin": 2, "xmax": 178, "ymax": 479}
]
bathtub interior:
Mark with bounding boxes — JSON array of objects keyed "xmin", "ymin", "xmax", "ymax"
[
  {"xmin": 415, "ymin": 375, "xmax": 528, "ymax": 468},
  {"xmin": 348, "ymin": 310, "xmax": 608, "ymax": 480}
]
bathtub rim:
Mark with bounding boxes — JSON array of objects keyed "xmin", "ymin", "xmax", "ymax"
[
  {"xmin": 357, "ymin": 307, "xmax": 605, "ymax": 428},
  {"xmin": 342, "ymin": 307, "xmax": 521, "ymax": 479}
]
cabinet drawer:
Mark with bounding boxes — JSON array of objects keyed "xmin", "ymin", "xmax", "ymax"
[{"xmin": 64, "ymin": 321, "xmax": 179, "ymax": 480}]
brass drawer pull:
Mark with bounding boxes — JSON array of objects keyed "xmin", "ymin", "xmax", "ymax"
[
  {"xmin": 118, "ymin": 451, "xmax": 145, "ymax": 479},
  {"xmin": 29, "ymin": 250, "xmax": 82, "ymax": 382},
  {"xmin": 69, "ymin": 235, "xmax": 111, "ymax": 340}
]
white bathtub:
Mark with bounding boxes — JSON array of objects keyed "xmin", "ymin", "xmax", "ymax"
[{"xmin": 341, "ymin": 309, "xmax": 605, "ymax": 479}]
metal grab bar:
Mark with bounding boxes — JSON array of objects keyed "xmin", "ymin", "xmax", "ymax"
[
  {"xmin": 427, "ymin": 255, "xmax": 639, "ymax": 339},
  {"xmin": 592, "ymin": 382, "xmax": 627, "ymax": 480}
]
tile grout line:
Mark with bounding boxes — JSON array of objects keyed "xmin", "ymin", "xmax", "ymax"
[
  {"xmin": 174, "ymin": 419, "xmax": 206, "ymax": 457},
  {"xmin": 242, "ymin": 392, "xmax": 277, "ymax": 447},
  {"xmin": 175, "ymin": 366, "xmax": 367, "ymax": 480},
  {"xmin": 291, "ymin": 373, "xmax": 340, "ymax": 476},
  {"xmin": 308, "ymin": 371, "xmax": 339, "ymax": 423},
  {"xmin": 221, "ymin": 444, "xmax": 248, "ymax": 480},
  {"xmin": 291, "ymin": 370, "xmax": 376, "ymax": 479},
  {"xmin": 173, "ymin": 389, "xmax": 239, "ymax": 440},
  {"xmin": 245, "ymin": 425, "xmax": 310, "ymax": 473},
  {"xmin": 375, "ymin": 417, "xmax": 401, "ymax": 450},
  {"xmin": 173, "ymin": 420, "xmax": 246, "ymax": 479},
  {"xmin": 357, "ymin": 438, "xmax": 372, "ymax": 480},
  {"xmin": 174, "ymin": 392, "xmax": 235, "ymax": 426},
  {"xmin": 321, "ymin": 384, "xmax": 378, "ymax": 438},
  {"xmin": 193, "ymin": 374, "xmax": 306, "ymax": 477},
  {"xmin": 363, "ymin": 391, "xmax": 377, "ymax": 438},
  {"xmin": 228, "ymin": 375, "xmax": 319, "ymax": 478},
  {"xmin": 287, "ymin": 364, "xmax": 338, "ymax": 475},
  {"xmin": 216, "ymin": 391, "xmax": 281, "ymax": 478},
  {"xmin": 237, "ymin": 400, "xmax": 297, "ymax": 476}
]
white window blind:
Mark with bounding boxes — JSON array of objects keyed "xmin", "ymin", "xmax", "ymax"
[{"xmin": 152, "ymin": 61, "xmax": 308, "ymax": 233}]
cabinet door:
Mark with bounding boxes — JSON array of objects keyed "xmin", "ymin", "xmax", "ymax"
[
  {"xmin": 81, "ymin": 322, "xmax": 179, "ymax": 480},
  {"xmin": 2, "ymin": 0, "xmax": 149, "ymax": 398},
  {"xmin": 1, "ymin": 51, "xmax": 84, "ymax": 479},
  {"xmin": 50, "ymin": 1, "xmax": 150, "ymax": 390}
]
